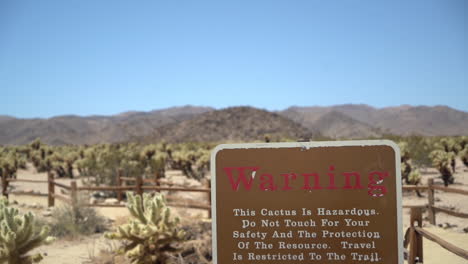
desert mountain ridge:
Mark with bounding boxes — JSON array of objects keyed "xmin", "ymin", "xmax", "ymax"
[{"xmin": 0, "ymin": 104, "xmax": 467, "ymax": 145}]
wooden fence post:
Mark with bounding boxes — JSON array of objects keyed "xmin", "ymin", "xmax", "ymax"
[
  {"xmin": 71, "ymin": 181, "xmax": 78, "ymax": 206},
  {"xmin": 207, "ymin": 179, "xmax": 212, "ymax": 218},
  {"xmin": 154, "ymin": 171, "xmax": 159, "ymax": 187},
  {"xmin": 48, "ymin": 171, "xmax": 55, "ymax": 207},
  {"xmin": 1, "ymin": 174, "xmax": 8, "ymax": 199},
  {"xmin": 117, "ymin": 169, "xmax": 123, "ymax": 202},
  {"xmin": 427, "ymin": 178, "xmax": 436, "ymax": 225},
  {"xmin": 136, "ymin": 175, "xmax": 143, "ymax": 196},
  {"xmin": 409, "ymin": 207, "xmax": 423, "ymax": 264}
]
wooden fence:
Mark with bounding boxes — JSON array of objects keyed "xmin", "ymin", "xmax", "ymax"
[
  {"xmin": 2, "ymin": 173, "xmax": 468, "ymax": 260},
  {"xmin": 402, "ymin": 179, "xmax": 468, "ymax": 224},
  {"xmin": 1, "ymin": 172, "xmax": 212, "ymax": 217},
  {"xmin": 402, "ymin": 179, "xmax": 468, "ymax": 263}
]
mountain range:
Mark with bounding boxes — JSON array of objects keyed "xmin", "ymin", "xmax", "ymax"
[{"xmin": 0, "ymin": 104, "xmax": 467, "ymax": 145}]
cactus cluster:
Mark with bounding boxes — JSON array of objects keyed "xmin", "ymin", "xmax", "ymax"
[
  {"xmin": 426, "ymin": 136, "xmax": 468, "ymax": 186},
  {"xmin": 76, "ymin": 143, "xmax": 169, "ymax": 186},
  {"xmin": 398, "ymin": 141, "xmax": 421, "ymax": 185},
  {"xmin": 167, "ymin": 144, "xmax": 211, "ymax": 181},
  {"xmin": 434, "ymin": 137, "xmax": 460, "ymax": 173},
  {"xmin": 429, "ymin": 149, "xmax": 455, "ymax": 186},
  {"xmin": 0, "ymin": 198, "xmax": 53, "ymax": 264},
  {"xmin": 459, "ymin": 136, "xmax": 468, "ymax": 167},
  {"xmin": 0, "ymin": 147, "xmax": 27, "ymax": 180},
  {"xmin": 105, "ymin": 193, "xmax": 186, "ymax": 264},
  {"xmin": 2, "ymin": 139, "xmax": 213, "ymax": 187},
  {"xmin": 461, "ymin": 147, "xmax": 468, "ymax": 167},
  {"xmin": 26, "ymin": 139, "xmax": 80, "ymax": 178}
]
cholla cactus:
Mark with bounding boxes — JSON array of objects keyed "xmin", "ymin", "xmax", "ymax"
[
  {"xmin": 429, "ymin": 150, "xmax": 454, "ymax": 186},
  {"xmin": 168, "ymin": 145, "xmax": 211, "ymax": 181},
  {"xmin": 408, "ymin": 169, "xmax": 421, "ymax": 185},
  {"xmin": 460, "ymin": 146, "xmax": 468, "ymax": 167},
  {"xmin": 434, "ymin": 137, "xmax": 460, "ymax": 172},
  {"xmin": 105, "ymin": 193, "xmax": 186, "ymax": 264},
  {"xmin": 401, "ymin": 161, "xmax": 412, "ymax": 183},
  {"xmin": 399, "ymin": 142, "xmax": 414, "ymax": 184},
  {"xmin": 0, "ymin": 199, "xmax": 53, "ymax": 264},
  {"xmin": 399, "ymin": 142, "xmax": 410, "ymax": 163}
]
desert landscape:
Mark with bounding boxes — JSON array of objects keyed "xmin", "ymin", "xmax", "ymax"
[
  {"xmin": 0, "ymin": 123, "xmax": 467, "ymax": 263},
  {"xmin": 3, "ymin": 0, "xmax": 466, "ymax": 262}
]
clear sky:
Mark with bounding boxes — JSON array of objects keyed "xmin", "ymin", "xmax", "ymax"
[{"xmin": 1, "ymin": 0, "xmax": 467, "ymax": 118}]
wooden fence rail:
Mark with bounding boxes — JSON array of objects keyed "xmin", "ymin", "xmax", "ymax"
[
  {"xmin": 403, "ymin": 178, "xmax": 468, "ymax": 263},
  {"xmin": 1, "ymin": 172, "xmax": 212, "ymax": 217},
  {"xmin": 2, "ymin": 173, "xmax": 467, "ymax": 223},
  {"xmin": 406, "ymin": 207, "xmax": 468, "ymax": 264},
  {"xmin": 402, "ymin": 178, "xmax": 468, "ymax": 225}
]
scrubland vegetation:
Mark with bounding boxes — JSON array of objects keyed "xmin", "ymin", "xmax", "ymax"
[
  {"xmin": 1, "ymin": 139, "xmax": 212, "ymax": 186},
  {"xmin": 3, "ymin": 136, "xmax": 468, "ymax": 188},
  {"xmin": 0, "ymin": 135, "xmax": 467, "ymax": 263}
]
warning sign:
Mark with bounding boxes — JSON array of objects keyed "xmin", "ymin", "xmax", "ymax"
[{"xmin": 211, "ymin": 140, "xmax": 403, "ymax": 264}]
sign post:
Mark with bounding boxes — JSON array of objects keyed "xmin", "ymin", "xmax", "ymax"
[{"xmin": 211, "ymin": 140, "xmax": 403, "ymax": 264}]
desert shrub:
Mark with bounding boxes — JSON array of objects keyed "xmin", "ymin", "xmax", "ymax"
[
  {"xmin": 384, "ymin": 135, "xmax": 434, "ymax": 168},
  {"xmin": 405, "ymin": 136, "xmax": 434, "ymax": 168},
  {"xmin": 177, "ymin": 220, "xmax": 212, "ymax": 264},
  {"xmin": 105, "ymin": 192, "xmax": 186, "ymax": 264},
  {"xmin": 0, "ymin": 198, "xmax": 53, "ymax": 264},
  {"xmin": 49, "ymin": 204, "xmax": 107, "ymax": 238}
]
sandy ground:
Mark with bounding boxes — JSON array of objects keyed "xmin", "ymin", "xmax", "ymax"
[
  {"xmin": 7, "ymin": 162, "xmax": 468, "ymax": 264},
  {"xmin": 399, "ymin": 160, "xmax": 468, "ymax": 264}
]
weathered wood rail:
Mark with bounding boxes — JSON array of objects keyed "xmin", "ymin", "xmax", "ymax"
[
  {"xmin": 1, "ymin": 170, "xmax": 468, "ymax": 244},
  {"xmin": 402, "ymin": 179, "xmax": 468, "ymax": 225},
  {"xmin": 1, "ymin": 171, "xmax": 212, "ymax": 217},
  {"xmin": 405, "ymin": 207, "xmax": 468, "ymax": 264},
  {"xmin": 402, "ymin": 178, "xmax": 468, "ymax": 263}
]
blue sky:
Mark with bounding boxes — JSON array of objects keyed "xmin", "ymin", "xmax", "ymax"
[{"xmin": 1, "ymin": 0, "xmax": 466, "ymax": 118}]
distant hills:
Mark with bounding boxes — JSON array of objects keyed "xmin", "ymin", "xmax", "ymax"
[
  {"xmin": 147, "ymin": 107, "xmax": 312, "ymax": 143},
  {"xmin": 0, "ymin": 106, "xmax": 213, "ymax": 145},
  {"xmin": 0, "ymin": 104, "xmax": 467, "ymax": 145},
  {"xmin": 281, "ymin": 104, "xmax": 468, "ymax": 137}
]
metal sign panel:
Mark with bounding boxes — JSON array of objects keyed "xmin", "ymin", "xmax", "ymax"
[{"xmin": 211, "ymin": 140, "xmax": 403, "ymax": 264}]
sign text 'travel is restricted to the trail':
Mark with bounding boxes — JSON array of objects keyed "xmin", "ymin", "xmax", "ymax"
[{"xmin": 211, "ymin": 140, "xmax": 403, "ymax": 264}]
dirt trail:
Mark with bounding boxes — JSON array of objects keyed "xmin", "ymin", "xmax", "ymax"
[{"xmin": 34, "ymin": 235, "xmax": 111, "ymax": 264}]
